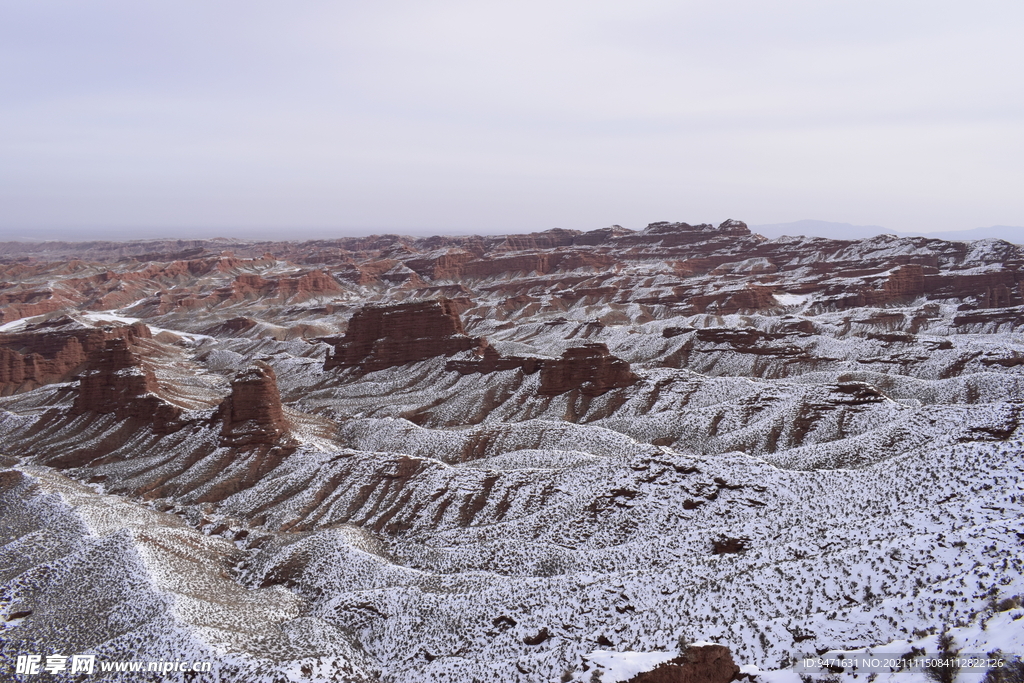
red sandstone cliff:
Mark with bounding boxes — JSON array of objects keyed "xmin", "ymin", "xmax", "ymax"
[
  {"xmin": 0, "ymin": 317, "xmax": 151, "ymax": 396},
  {"xmin": 448, "ymin": 342, "xmax": 636, "ymax": 396},
  {"xmin": 446, "ymin": 343, "xmax": 543, "ymax": 376},
  {"xmin": 325, "ymin": 298, "xmax": 483, "ymax": 373},
  {"xmin": 71, "ymin": 336, "xmax": 182, "ymax": 432},
  {"xmin": 218, "ymin": 362, "xmax": 290, "ymax": 446},
  {"xmin": 538, "ymin": 343, "xmax": 637, "ymax": 396}
]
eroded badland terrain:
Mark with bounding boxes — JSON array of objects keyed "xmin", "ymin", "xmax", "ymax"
[{"xmin": 1, "ymin": 221, "xmax": 1022, "ymax": 682}]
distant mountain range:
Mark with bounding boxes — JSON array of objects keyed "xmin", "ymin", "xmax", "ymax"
[{"xmin": 751, "ymin": 220, "xmax": 1024, "ymax": 244}]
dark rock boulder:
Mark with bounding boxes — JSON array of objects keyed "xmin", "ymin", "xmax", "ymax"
[{"xmin": 625, "ymin": 644, "xmax": 740, "ymax": 683}]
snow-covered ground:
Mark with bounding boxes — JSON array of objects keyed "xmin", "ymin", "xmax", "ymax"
[{"xmin": 2, "ymin": 226, "xmax": 1023, "ymax": 681}]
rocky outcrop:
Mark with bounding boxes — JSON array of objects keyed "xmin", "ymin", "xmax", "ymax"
[
  {"xmin": 538, "ymin": 343, "xmax": 637, "ymax": 396},
  {"xmin": 445, "ymin": 343, "xmax": 543, "ymax": 375},
  {"xmin": 71, "ymin": 337, "xmax": 181, "ymax": 432},
  {"xmin": 0, "ymin": 288, "xmax": 70, "ymax": 324},
  {"xmin": 447, "ymin": 342, "xmax": 636, "ymax": 397},
  {"xmin": 0, "ymin": 317, "xmax": 151, "ymax": 395},
  {"xmin": 229, "ymin": 269, "xmax": 342, "ymax": 302},
  {"xmin": 881, "ymin": 264, "xmax": 926, "ymax": 300},
  {"xmin": 624, "ymin": 644, "xmax": 740, "ymax": 683},
  {"xmin": 204, "ymin": 316, "xmax": 259, "ymax": 336},
  {"xmin": 984, "ymin": 284, "xmax": 1013, "ymax": 308},
  {"xmin": 325, "ymin": 298, "xmax": 483, "ymax": 373},
  {"xmin": 681, "ymin": 328, "xmax": 809, "ymax": 360},
  {"xmin": 690, "ymin": 284, "xmax": 778, "ymax": 315},
  {"xmin": 405, "ymin": 250, "xmax": 619, "ymax": 281},
  {"xmin": 218, "ymin": 362, "xmax": 289, "ymax": 446},
  {"xmin": 614, "ymin": 220, "xmax": 754, "ymax": 249},
  {"xmin": 6, "ymin": 222, "xmax": 1024, "ymax": 683}
]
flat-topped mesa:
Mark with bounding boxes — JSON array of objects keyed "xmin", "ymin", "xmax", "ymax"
[
  {"xmin": 218, "ymin": 362, "xmax": 289, "ymax": 447},
  {"xmin": 615, "ymin": 219, "xmax": 754, "ymax": 248},
  {"xmin": 538, "ymin": 343, "xmax": 637, "ymax": 397},
  {"xmin": 0, "ymin": 317, "xmax": 151, "ymax": 396},
  {"xmin": 71, "ymin": 336, "xmax": 182, "ymax": 431},
  {"xmin": 324, "ymin": 298, "xmax": 484, "ymax": 373}
]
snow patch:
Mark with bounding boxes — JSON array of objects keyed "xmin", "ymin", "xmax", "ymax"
[
  {"xmin": 584, "ymin": 650, "xmax": 678, "ymax": 683},
  {"xmin": 773, "ymin": 293, "xmax": 809, "ymax": 306}
]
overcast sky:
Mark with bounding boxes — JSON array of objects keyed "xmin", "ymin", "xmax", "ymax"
[{"xmin": 1, "ymin": 0, "xmax": 1022, "ymax": 239}]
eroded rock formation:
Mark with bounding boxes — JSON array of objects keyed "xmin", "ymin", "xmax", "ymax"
[
  {"xmin": 325, "ymin": 298, "xmax": 483, "ymax": 373},
  {"xmin": 0, "ymin": 317, "xmax": 151, "ymax": 395},
  {"xmin": 625, "ymin": 644, "xmax": 740, "ymax": 683},
  {"xmin": 2, "ymin": 221, "xmax": 1024, "ymax": 683},
  {"xmin": 445, "ymin": 343, "xmax": 543, "ymax": 376},
  {"xmin": 218, "ymin": 361, "xmax": 289, "ymax": 446},
  {"xmin": 538, "ymin": 343, "xmax": 637, "ymax": 396},
  {"xmin": 71, "ymin": 336, "xmax": 181, "ymax": 432},
  {"xmin": 447, "ymin": 341, "xmax": 636, "ymax": 396}
]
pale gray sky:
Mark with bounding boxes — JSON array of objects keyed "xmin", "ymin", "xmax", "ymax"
[{"xmin": 2, "ymin": 0, "xmax": 1022, "ymax": 239}]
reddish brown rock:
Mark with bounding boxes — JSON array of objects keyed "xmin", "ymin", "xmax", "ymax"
[
  {"xmin": 0, "ymin": 288, "xmax": 74, "ymax": 324},
  {"xmin": 689, "ymin": 284, "xmax": 778, "ymax": 315},
  {"xmin": 218, "ymin": 362, "xmax": 289, "ymax": 446},
  {"xmin": 333, "ymin": 259, "xmax": 401, "ymax": 285},
  {"xmin": 225, "ymin": 269, "xmax": 342, "ymax": 303},
  {"xmin": 405, "ymin": 250, "xmax": 478, "ymax": 280},
  {"xmin": 446, "ymin": 343, "xmax": 543, "ymax": 375},
  {"xmin": 624, "ymin": 644, "xmax": 740, "ymax": 683},
  {"xmin": 406, "ymin": 250, "xmax": 620, "ymax": 281},
  {"xmin": 71, "ymin": 336, "xmax": 182, "ymax": 432},
  {"xmin": 204, "ymin": 316, "xmax": 259, "ymax": 336},
  {"xmin": 496, "ymin": 228, "xmax": 580, "ymax": 251},
  {"xmin": 325, "ymin": 298, "xmax": 484, "ymax": 373},
  {"xmin": 278, "ymin": 269, "xmax": 343, "ymax": 299},
  {"xmin": 984, "ymin": 283, "xmax": 1013, "ymax": 308},
  {"xmin": 0, "ymin": 317, "xmax": 151, "ymax": 396},
  {"xmin": 571, "ymin": 224, "xmax": 634, "ymax": 245},
  {"xmin": 882, "ymin": 264, "xmax": 926, "ymax": 300},
  {"xmin": 614, "ymin": 220, "xmax": 753, "ymax": 249},
  {"xmin": 926, "ymin": 269, "xmax": 1017, "ymax": 304},
  {"xmin": 448, "ymin": 342, "xmax": 636, "ymax": 396},
  {"xmin": 538, "ymin": 343, "xmax": 637, "ymax": 397},
  {"xmin": 73, "ymin": 338, "xmax": 156, "ymax": 413}
]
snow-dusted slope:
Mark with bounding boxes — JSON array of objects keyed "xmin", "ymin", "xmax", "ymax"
[{"xmin": 1, "ymin": 221, "xmax": 1022, "ymax": 682}]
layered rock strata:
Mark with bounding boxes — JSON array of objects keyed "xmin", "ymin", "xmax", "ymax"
[
  {"xmin": 325, "ymin": 298, "xmax": 483, "ymax": 372},
  {"xmin": 2, "ymin": 221, "xmax": 1024, "ymax": 683},
  {"xmin": 218, "ymin": 361, "xmax": 289, "ymax": 446},
  {"xmin": 448, "ymin": 342, "xmax": 637, "ymax": 396},
  {"xmin": 537, "ymin": 344, "xmax": 637, "ymax": 396},
  {"xmin": 446, "ymin": 343, "xmax": 543, "ymax": 376},
  {"xmin": 71, "ymin": 336, "xmax": 182, "ymax": 432},
  {"xmin": 0, "ymin": 317, "xmax": 150, "ymax": 395}
]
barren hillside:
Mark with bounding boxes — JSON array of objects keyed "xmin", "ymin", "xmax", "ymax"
[{"xmin": 2, "ymin": 221, "xmax": 1022, "ymax": 682}]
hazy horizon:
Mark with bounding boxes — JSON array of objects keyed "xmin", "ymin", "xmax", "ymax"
[
  {"xmin": 3, "ymin": 2, "xmax": 1022, "ymax": 236},
  {"xmin": 1, "ymin": 219, "xmax": 1022, "ymax": 245}
]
